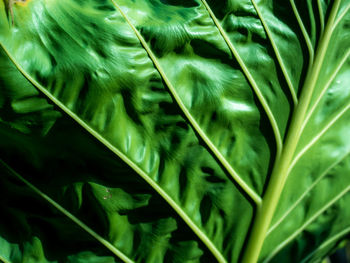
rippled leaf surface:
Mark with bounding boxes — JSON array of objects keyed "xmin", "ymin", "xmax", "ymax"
[{"xmin": 0, "ymin": 0, "xmax": 349, "ymax": 262}]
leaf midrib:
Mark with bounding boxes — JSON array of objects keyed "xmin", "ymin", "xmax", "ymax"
[
  {"xmin": 241, "ymin": 1, "xmax": 341, "ymax": 262},
  {"xmin": 1, "ymin": 1, "xmax": 348, "ymax": 262},
  {"xmin": 299, "ymin": 49, "xmax": 350, "ymax": 135},
  {"xmin": 284, "ymin": 49, "xmax": 350, "ymax": 185}
]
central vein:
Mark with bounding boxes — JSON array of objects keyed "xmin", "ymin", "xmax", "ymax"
[{"xmin": 241, "ymin": 1, "xmax": 341, "ymax": 262}]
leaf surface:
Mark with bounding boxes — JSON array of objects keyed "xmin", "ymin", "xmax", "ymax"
[{"xmin": 0, "ymin": 0, "xmax": 349, "ymax": 262}]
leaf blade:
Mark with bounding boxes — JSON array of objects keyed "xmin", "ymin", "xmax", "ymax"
[
  {"xmin": 0, "ymin": 41, "xmax": 228, "ymax": 263},
  {"xmin": 200, "ymin": 0, "xmax": 283, "ymax": 157},
  {"xmin": 0, "ymin": 159, "xmax": 134, "ymax": 263},
  {"xmin": 0, "ymin": 1, "xmax": 255, "ymax": 261},
  {"xmin": 110, "ymin": 0, "xmax": 261, "ymax": 207}
]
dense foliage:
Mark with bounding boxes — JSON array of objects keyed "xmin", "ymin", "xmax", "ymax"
[{"xmin": 0, "ymin": 0, "xmax": 349, "ymax": 262}]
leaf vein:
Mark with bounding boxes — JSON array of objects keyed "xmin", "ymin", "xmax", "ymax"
[
  {"xmin": 267, "ymin": 151, "xmax": 350, "ymax": 236},
  {"xmin": 0, "ymin": 159, "xmax": 134, "ymax": 263},
  {"xmin": 300, "ymin": 49, "xmax": 350, "ymax": 134},
  {"xmin": 263, "ymin": 186, "xmax": 350, "ymax": 263},
  {"xmin": 289, "ymin": 102, "xmax": 350, "ymax": 173},
  {"xmin": 200, "ymin": 0, "xmax": 283, "ymax": 158},
  {"xmin": 108, "ymin": 1, "xmax": 262, "ymax": 208},
  {"xmin": 333, "ymin": 3, "xmax": 350, "ymax": 30},
  {"xmin": 317, "ymin": 0, "xmax": 325, "ymax": 35},
  {"xmin": 1, "ymin": 24, "xmax": 230, "ymax": 263},
  {"xmin": 251, "ymin": 0, "xmax": 298, "ymax": 105},
  {"xmin": 0, "ymin": 255, "xmax": 11, "ymax": 263},
  {"xmin": 290, "ymin": 0, "xmax": 314, "ymax": 66},
  {"xmin": 301, "ymin": 226, "xmax": 350, "ymax": 263},
  {"xmin": 241, "ymin": 1, "xmax": 341, "ymax": 261}
]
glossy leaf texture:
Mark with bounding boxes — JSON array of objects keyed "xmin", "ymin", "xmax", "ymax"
[{"xmin": 0, "ymin": 0, "xmax": 349, "ymax": 263}]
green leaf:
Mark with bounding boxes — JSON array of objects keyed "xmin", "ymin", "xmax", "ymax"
[{"xmin": 0, "ymin": 0, "xmax": 349, "ymax": 262}]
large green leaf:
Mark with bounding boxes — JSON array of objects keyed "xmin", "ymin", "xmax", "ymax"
[{"xmin": 0, "ymin": 0, "xmax": 349, "ymax": 262}]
